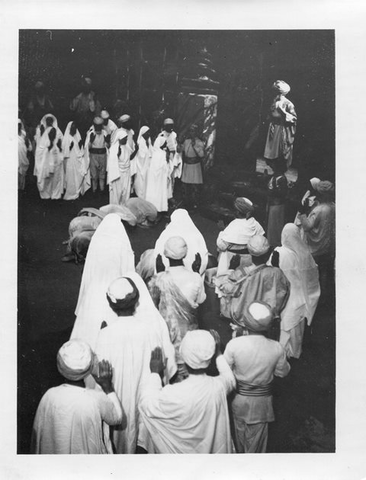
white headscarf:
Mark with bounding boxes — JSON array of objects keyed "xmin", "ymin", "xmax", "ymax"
[
  {"xmin": 274, "ymin": 223, "xmax": 320, "ymax": 329},
  {"xmin": 62, "ymin": 121, "xmax": 82, "ymax": 158},
  {"xmin": 107, "ymin": 130, "xmax": 131, "ymax": 184},
  {"xmin": 137, "ymin": 126, "xmax": 153, "ymax": 157},
  {"xmin": 71, "ymin": 214, "xmax": 135, "ymax": 350},
  {"xmin": 57, "ymin": 340, "xmax": 94, "ymax": 381},
  {"xmin": 154, "ymin": 209, "xmax": 208, "ymax": 274}
]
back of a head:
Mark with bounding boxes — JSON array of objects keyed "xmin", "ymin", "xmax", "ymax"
[
  {"xmin": 243, "ymin": 301, "xmax": 274, "ymax": 334},
  {"xmin": 106, "ymin": 276, "xmax": 140, "ymax": 316},
  {"xmin": 57, "ymin": 340, "xmax": 94, "ymax": 381},
  {"xmin": 247, "ymin": 235, "xmax": 270, "ymax": 264},
  {"xmin": 164, "ymin": 236, "xmax": 188, "ymax": 261},
  {"xmin": 180, "ymin": 330, "xmax": 216, "ymax": 371}
]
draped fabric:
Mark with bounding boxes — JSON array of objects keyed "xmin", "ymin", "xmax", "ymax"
[
  {"xmin": 34, "ymin": 114, "xmax": 64, "ymax": 199},
  {"xmin": 71, "ymin": 214, "xmax": 135, "ymax": 351},
  {"xmin": 145, "ymin": 135, "xmax": 170, "ymax": 211},
  {"xmin": 94, "ymin": 271, "xmax": 177, "ymax": 454},
  {"xmin": 131, "ymin": 126, "xmax": 153, "ymax": 199},
  {"xmin": 18, "ymin": 121, "xmax": 31, "ymax": 189},
  {"xmin": 154, "ymin": 209, "xmax": 209, "ymax": 275},
  {"xmin": 271, "ymin": 224, "xmax": 321, "ymax": 358},
  {"xmin": 62, "ymin": 121, "xmax": 90, "ymax": 200},
  {"xmin": 107, "ymin": 130, "xmax": 133, "ymax": 205}
]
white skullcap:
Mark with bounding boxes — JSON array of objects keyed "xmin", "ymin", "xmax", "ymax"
[
  {"xmin": 180, "ymin": 330, "xmax": 216, "ymax": 369},
  {"xmin": 84, "ymin": 77, "xmax": 92, "ymax": 85},
  {"xmin": 101, "ymin": 110, "xmax": 110, "ymax": 119},
  {"xmin": 107, "ymin": 277, "xmax": 134, "ymax": 303},
  {"xmin": 273, "ymin": 80, "xmax": 290, "ymax": 95},
  {"xmin": 163, "ymin": 236, "xmax": 188, "ymax": 260},
  {"xmin": 163, "ymin": 118, "xmax": 174, "ymax": 125},
  {"xmin": 93, "ymin": 116, "xmax": 103, "ymax": 125},
  {"xmin": 119, "ymin": 114, "xmax": 131, "ymax": 123},
  {"xmin": 247, "ymin": 235, "xmax": 270, "ymax": 257},
  {"xmin": 243, "ymin": 301, "xmax": 273, "ymax": 332},
  {"xmin": 57, "ymin": 340, "xmax": 94, "ymax": 381}
]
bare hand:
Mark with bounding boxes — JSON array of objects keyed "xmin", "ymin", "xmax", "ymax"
[
  {"xmin": 92, "ymin": 359, "xmax": 114, "ymax": 394},
  {"xmin": 156, "ymin": 253, "xmax": 165, "ymax": 273},
  {"xmin": 150, "ymin": 347, "xmax": 165, "ymax": 376},
  {"xmin": 192, "ymin": 252, "xmax": 201, "ymax": 273}
]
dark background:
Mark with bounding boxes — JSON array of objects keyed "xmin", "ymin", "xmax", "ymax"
[{"xmin": 19, "ymin": 30, "xmax": 335, "ymax": 180}]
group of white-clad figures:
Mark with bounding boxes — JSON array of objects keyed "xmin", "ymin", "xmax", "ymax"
[
  {"xmin": 19, "ymin": 111, "xmax": 188, "ymax": 213},
  {"xmin": 31, "ymin": 181, "xmax": 334, "ymax": 454}
]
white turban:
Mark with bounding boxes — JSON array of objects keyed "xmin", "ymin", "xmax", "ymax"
[
  {"xmin": 247, "ymin": 235, "xmax": 270, "ymax": 257},
  {"xmin": 101, "ymin": 110, "xmax": 110, "ymax": 119},
  {"xmin": 180, "ymin": 330, "xmax": 216, "ymax": 369},
  {"xmin": 93, "ymin": 116, "xmax": 103, "ymax": 125},
  {"xmin": 57, "ymin": 340, "xmax": 94, "ymax": 381},
  {"xmin": 243, "ymin": 301, "xmax": 273, "ymax": 333},
  {"xmin": 119, "ymin": 114, "xmax": 131, "ymax": 123},
  {"xmin": 163, "ymin": 236, "xmax": 188, "ymax": 260},
  {"xmin": 163, "ymin": 118, "xmax": 174, "ymax": 125},
  {"xmin": 273, "ymin": 80, "xmax": 291, "ymax": 96},
  {"xmin": 310, "ymin": 177, "xmax": 321, "ymax": 189}
]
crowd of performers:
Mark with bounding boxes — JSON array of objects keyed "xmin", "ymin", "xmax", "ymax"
[{"xmin": 22, "ymin": 77, "xmax": 335, "ymax": 455}]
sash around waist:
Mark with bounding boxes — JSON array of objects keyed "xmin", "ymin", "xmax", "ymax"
[
  {"xmin": 184, "ymin": 157, "xmax": 201, "ymax": 165},
  {"xmin": 236, "ymin": 380, "xmax": 273, "ymax": 397},
  {"xmin": 90, "ymin": 147, "xmax": 107, "ymax": 154}
]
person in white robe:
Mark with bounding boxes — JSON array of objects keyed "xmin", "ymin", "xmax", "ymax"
[
  {"xmin": 113, "ymin": 114, "xmax": 136, "ymax": 151},
  {"xmin": 154, "ymin": 118, "xmax": 182, "ymax": 200},
  {"xmin": 145, "ymin": 133, "xmax": 170, "ymax": 212},
  {"xmin": 125, "ymin": 197, "xmax": 158, "ymax": 227},
  {"xmin": 216, "ymin": 197, "xmax": 265, "ymax": 276},
  {"xmin": 154, "ymin": 208, "xmax": 209, "ymax": 275},
  {"xmin": 62, "ymin": 121, "xmax": 90, "ymax": 200},
  {"xmin": 93, "ymin": 274, "xmax": 177, "ymax": 454},
  {"xmin": 18, "ymin": 119, "xmax": 32, "ymax": 190},
  {"xmin": 131, "ymin": 126, "xmax": 153, "ymax": 199},
  {"xmin": 31, "ymin": 339, "xmax": 122, "ymax": 454},
  {"xmin": 34, "ymin": 114, "xmax": 64, "ymax": 199},
  {"xmin": 269, "ymin": 223, "xmax": 321, "ymax": 358},
  {"xmin": 139, "ymin": 329, "xmax": 235, "ymax": 453},
  {"xmin": 107, "ymin": 130, "xmax": 133, "ymax": 205},
  {"xmin": 70, "ymin": 214, "xmax": 135, "ymax": 352},
  {"xmin": 224, "ymin": 302, "xmax": 291, "ymax": 453}
]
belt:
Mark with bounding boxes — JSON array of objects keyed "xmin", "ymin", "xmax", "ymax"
[
  {"xmin": 236, "ymin": 380, "xmax": 273, "ymax": 397},
  {"xmin": 90, "ymin": 147, "xmax": 107, "ymax": 154},
  {"xmin": 227, "ymin": 246, "xmax": 249, "ymax": 255},
  {"xmin": 184, "ymin": 157, "xmax": 201, "ymax": 165}
]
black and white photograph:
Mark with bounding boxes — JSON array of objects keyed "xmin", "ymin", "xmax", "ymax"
[{"xmin": 2, "ymin": 1, "xmax": 366, "ymax": 479}]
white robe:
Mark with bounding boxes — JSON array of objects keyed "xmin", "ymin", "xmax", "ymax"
[
  {"xmin": 138, "ymin": 355, "xmax": 235, "ymax": 453},
  {"xmin": 154, "ymin": 208, "xmax": 209, "ymax": 275},
  {"xmin": 62, "ymin": 122, "xmax": 90, "ymax": 200},
  {"xmin": 145, "ymin": 136, "xmax": 170, "ymax": 212},
  {"xmin": 71, "ymin": 214, "xmax": 135, "ymax": 351},
  {"xmin": 34, "ymin": 114, "xmax": 64, "ymax": 199},
  {"xmin": 131, "ymin": 127, "xmax": 153, "ymax": 199},
  {"xmin": 107, "ymin": 131, "xmax": 133, "ymax": 205},
  {"xmin": 18, "ymin": 123, "xmax": 31, "ymax": 189},
  {"xmin": 154, "ymin": 131, "xmax": 182, "ymax": 199},
  {"xmin": 30, "ymin": 384, "xmax": 122, "ymax": 454},
  {"xmin": 94, "ymin": 272, "xmax": 177, "ymax": 454}
]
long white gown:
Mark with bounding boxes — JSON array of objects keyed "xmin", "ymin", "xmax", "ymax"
[
  {"xmin": 94, "ymin": 272, "xmax": 177, "ymax": 454},
  {"xmin": 131, "ymin": 126, "xmax": 153, "ymax": 199},
  {"xmin": 70, "ymin": 213, "xmax": 135, "ymax": 351},
  {"xmin": 34, "ymin": 114, "xmax": 64, "ymax": 199},
  {"xmin": 145, "ymin": 136, "xmax": 170, "ymax": 212},
  {"xmin": 62, "ymin": 121, "xmax": 90, "ymax": 200},
  {"xmin": 107, "ymin": 130, "xmax": 133, "ymax": 205}
]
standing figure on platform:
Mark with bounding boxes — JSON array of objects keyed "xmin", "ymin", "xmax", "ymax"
[
  {"xmin": 132, "ymin": 126, "xmax": 153, "ymax": 199},
  {"xmin": 266, "ymin": 159, "xmax": 288, "ymax": 247},
  {"xmin": 70, "ymin": 77, "xmax": 101, "ymax": 141},
  {"xmin": 107, "ymin": 130, "xmax": 133, "ymax": 205},
  {"xmin": 264, "ymin": 80, "xmax": 297, "ymax": 169},
  {"xmin": 181, "ymin": 124, "xmax": 205, "ymax": 209},
  {"xmin": 18, "ymin": 119, "xmax": 32, "ymax": 191},
  {"xmin": 34, "ymin": 114, "xmax": 64, "ymax": 200},
  {"xmin": 62, "ymin": 121, "xmax": 90, "ymax": 200},
  {"xmin": 84, "ymin": 116, "xmax": 109, "ymax": 194}
]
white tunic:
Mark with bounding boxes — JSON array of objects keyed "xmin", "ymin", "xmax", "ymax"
[
  {"xmin": 138, "ymin": 355, "xmax": 235, "ymax": 453},
  {"xmin": 31, "ymin": 384, "xmax": 122, "ymax": 454}
]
